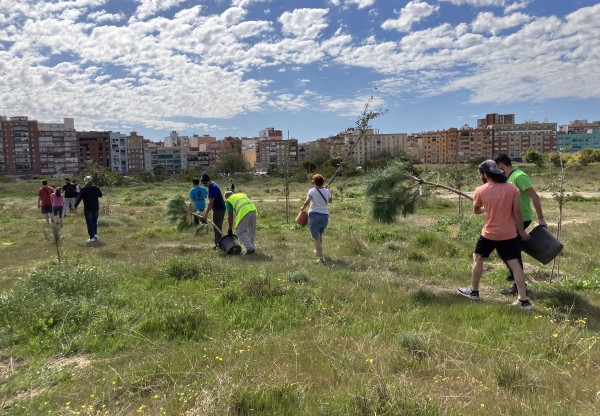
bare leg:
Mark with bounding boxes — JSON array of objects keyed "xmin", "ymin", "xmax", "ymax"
[
  {"xmin": 471, "ymin": 253, "xmax": 484, "ymax": 291},
  {"xmin": 506, "ymin": 259, "xmax": 528, "ymax": 300},
  {"xmin": 314, "ymin": 235, "xmax": 324, "ymax": 261}
]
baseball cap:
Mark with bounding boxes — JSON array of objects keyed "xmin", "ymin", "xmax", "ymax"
[{"xmin": 478, "ymin": 160, "xmax": 504, "ymax": 175}]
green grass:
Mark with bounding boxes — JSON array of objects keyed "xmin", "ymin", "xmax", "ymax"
[{"xmin": 1, "ymin": 166, "xmax": 599, "ymax": 415}]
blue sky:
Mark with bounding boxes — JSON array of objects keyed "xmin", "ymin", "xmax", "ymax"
[{"xmin": 1, "ymin": 0, "xmax": 599, "ymax": 142}]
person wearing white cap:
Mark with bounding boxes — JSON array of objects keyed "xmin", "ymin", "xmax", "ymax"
[{"xmin": 74, "ymin": 176, "xmax": 103, "ymax": 243}]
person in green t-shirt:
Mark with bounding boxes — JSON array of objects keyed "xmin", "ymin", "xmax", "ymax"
[{"xmin": 494, "ymin": 154, "xmax": 547, "ymax": 295}]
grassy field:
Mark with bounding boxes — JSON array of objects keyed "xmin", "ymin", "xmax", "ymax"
[{"xmin": 1, "ymin": 163, "xmax": 599, "ymax": 415}]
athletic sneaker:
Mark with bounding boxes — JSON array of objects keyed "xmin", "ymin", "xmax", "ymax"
[
  {"xmin": 457, "ymin": 287, "xmax": 480, "ymax": 300},
  {"xmin": 86, "ymin": 238, "xmax": 95, "ymax": 243},
  {"xmin": 501, "ymin": 283, "xmax": 529, "ymax": 296},
  {"xmin": 511, "ymin": 299, "xmax": 533, "ymax": 310}
]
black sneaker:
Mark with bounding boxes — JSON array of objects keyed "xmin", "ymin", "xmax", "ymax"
[
  {"xmin": 511, "ymin": 299, "xmax": 533, "ymax": 310},
  {"xmin": 500, "ymin": 283, "xmax": 529, "ymax": 296},
  {"xmin": 457, "ymin": 287, "xmax": 480, "ymax": 300}
]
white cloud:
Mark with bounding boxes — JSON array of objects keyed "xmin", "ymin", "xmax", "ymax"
[
  {"xmin": 382, "ymin": 1, "xmax": 439, "ymax": 33},
  {"xmin": 0, "ymin": 0, "xmax": 598, "ymax": 137},
  {"xmin": 504, "ymin": 1, "xmax": 529, "ymax": 14},
  {"xmin": 279, "ymin": 8, "xmax": 329, "ymax": 39},
  {"xmin": 471, "ymin": 11, "xmax": 530, "ymax": 35},
  {"xmin": 328, "ymin": 0, "xmax": 376, "ymax": 9},
  {"xmin": 132, "ymin": 0, "xmax": 188, "ymax": 21},
  {"xmin": 440, "ymin": 0, "xmax": 506, "ymax": 6},
  {"xmin": 87, "ymin": 10, "xmax": 125, "ymax": 23}
]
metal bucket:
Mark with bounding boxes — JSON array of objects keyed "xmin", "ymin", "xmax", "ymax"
[
  {"xmin": 218, "ymin": 234, "xmax": 242, "ymax": 255},
  {"xmin": 522, "ymin": 225, "xmax": 564, "ymax": 265}
]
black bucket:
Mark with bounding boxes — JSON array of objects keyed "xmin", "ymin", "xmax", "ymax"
[
  {"xmin": 218, "ymin": 234, "xmax": 242, "ymax": 255},
  {"xmin": 522, "ymin": 225, "xmax": 564, "ymax": 265}
]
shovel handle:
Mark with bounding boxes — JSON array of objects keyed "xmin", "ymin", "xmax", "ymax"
[{"xmin": 191, "ymin": 212, "xmax": 225, "ymax": 237}]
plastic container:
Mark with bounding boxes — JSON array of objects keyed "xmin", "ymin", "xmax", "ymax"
[
  {"xmin": 218, "ymin": 234, "xmax": 242, "ymax": 255},
  {"xmin": 295, "ymin": 210, "xmax": 308, "ymax": 227},
  {"xmin": 522, "ymin": 225, "xmax": 564, "ymax": 265}
]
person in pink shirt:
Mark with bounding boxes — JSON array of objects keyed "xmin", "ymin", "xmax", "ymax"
[
  {"xmin": 457, "ymin": 160, "xmax": 533, "ymax": 310},
  {"xmin": 50, "ymin": 187, "xmax": 64, "ymax": 225}
]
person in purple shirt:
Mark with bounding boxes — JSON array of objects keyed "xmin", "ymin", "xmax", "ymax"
[{"xmin": 200, "ymin": 173, "xmax": 226, "ymax": 248}]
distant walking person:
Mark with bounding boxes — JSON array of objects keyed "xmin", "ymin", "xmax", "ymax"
[
  {"xmin": 228, "ymin": 178, "xmax": 235, "ymax": 193},
  {"xmin": 200, "ymin": 173, "xmax": 226, "ymax": 248},
  {"xmin": 50, "ymin": 188, "xmax": 64, "ymax": 225},
  {"xmin": 189, "ymin": 178, "xmax": 207, "ymax": 226},
  {"xmin": 494, "ymin": 154, "xmax": 547, "ymax": 295},
  {"xmin": 457, "ymin": 160, "xmax": 533, "ymax": 310},
  {"xmin": 300, "ymin": 174, "xmax": 332, "ymax": 263},
  {"xmin": 62, "ymin": 177, "xmax": 78, "ymax": 217},
  {"xmin": 38, "ymin": 180, "xmax": 54, "ymax": 224},
  {"xmin": 225, "ymin": 190, "xmax": 257, "ymax": 255},
  {"xmin": 74, "ymin": 176, "xmax": 103, "ymax": 243}
]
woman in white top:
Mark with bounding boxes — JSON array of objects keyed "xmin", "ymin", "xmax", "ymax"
[{"xmin": 300, "ymin": 174, "xmax": 333, "ymax": 263}]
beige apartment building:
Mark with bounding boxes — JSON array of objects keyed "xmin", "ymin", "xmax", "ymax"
[
  {"xmin": 342, "ymin": 128, "xmax": 409, "ymax": 166},
  {"xmin": 255, "ymin": 138, "xmax": 298, "ymax": 172},
  {"xmin": 491, "ymin": 122, "xmax": 557, "ymax": 160}
]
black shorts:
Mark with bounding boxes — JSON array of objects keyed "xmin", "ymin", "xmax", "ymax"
[
  {"xmin": 41, "ymin": 205, "xmax": 52, "ymax": 214},
  {"xmin": 53, "ymin": 206, "xmax": 63, "ymax": 217},
  {"xmin": 474, "ymin": 235, "xmax": 520, "ymax": 262}
]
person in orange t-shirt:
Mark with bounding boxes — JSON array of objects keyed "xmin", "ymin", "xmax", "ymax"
[
  {"xmin": 37, "ymin": 180, "xmax": 54, "ymax": 224},
  {"xmin": 457, "ymin": 160, "xmax": 534, "ymax": 310}
]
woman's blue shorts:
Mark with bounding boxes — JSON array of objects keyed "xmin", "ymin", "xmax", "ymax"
[{"xmin": 308, "ymin": 212, "xmax": 329, "ymax": 238}]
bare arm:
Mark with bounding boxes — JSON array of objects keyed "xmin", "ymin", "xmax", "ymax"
[
  {"xmin": 227, "ymin": 211, "xmax": 234, "ymax": 231},
  {"xmin": 524, "ymin": 187, "xmax": 546, "ymax": 226},
  {"xmin": 513, "ymin": 193, "xmax": 530, "ymax": 241},
  {"xmin": 300, "ymin": 195, "xmax": 312, "ymax": 211},
  {"xmin": 202, "ymin": 198, "xmax": 215, "ymax": 220},
  {"xmin": 473, "ymin": 204, "xmax": 485, "ymax": 215}
]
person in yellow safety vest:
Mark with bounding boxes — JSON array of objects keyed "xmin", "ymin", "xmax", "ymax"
[{"xmin": 225, "ymin": 191, "xmax": 257, "ymax": 255}]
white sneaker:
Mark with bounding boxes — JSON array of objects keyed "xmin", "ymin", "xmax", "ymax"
[
  {"xmin": 86, "ymin": 238, "xmax": 95, "ymax": 243},
  {"xmin": 94, "ymin": 235, "xmax": 98, "ymax": 240}
]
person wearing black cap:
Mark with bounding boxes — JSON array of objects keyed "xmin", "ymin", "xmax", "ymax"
[
  {"xmin": 457, "ymin": 160, "xmax": 534, "ymax": 310},
  {"xmin": 62, "ymin": 177, "xmax": 79, "ymax": 217},
  {"xmin": 200, "ymin": 173, "xmax": 226, "ymax": 248}
]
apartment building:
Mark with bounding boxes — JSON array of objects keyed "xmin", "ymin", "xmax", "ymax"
[
  {"xmin": 557, "ymin": 128, "xmax": 600, "ymax": 152},
  {"xmin": 77, "ymin": 131, "xmax": 110, "ymax": 170},
  {"xmin": 38, "ymin": 118, "xmax": 79, "ymax": 176},
  {"xmin": 0, "ymin": 116, "xmax": 40, "ymax": 176},
  {"xmin": 559, "ymin": 119, "xmax": 600, "ymax": 134},
  {"xmin": 340, "ymin": 128, "xmax": 409, "ymax": 166},
  {"xmin": 110, "ymin": 132, "xmax": 128, "ymax": 173},
  {"xmin": 126, "ymin": 132, "xmax": 145, "ymax": 173},
  {"xmin": 255, "ymin": 137, "xmax": 298, "ymax": 172},
  {"xmin": 491, "ymin": 121, "xmax": 557, "ymax": 160},
  {"xmin": 477, "ymin": 113, "xmax": 515, "ymax": 128},
  {"xmin": 151, "ymin": 147, "xmax": 188, "ymax": 175}
]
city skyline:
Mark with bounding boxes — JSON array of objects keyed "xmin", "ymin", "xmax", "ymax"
[{"xmin": 1, "ymin": 1, "xmax": 599, "ymax": 143}]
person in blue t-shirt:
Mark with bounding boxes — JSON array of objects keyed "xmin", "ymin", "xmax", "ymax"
[
  {"xmin": 200, "ymin": 173, "xmax": 226, "ymax": 247},
  {"xmin": 189, "ymin": 178, "xmax": 207, "ymax": 226}
]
